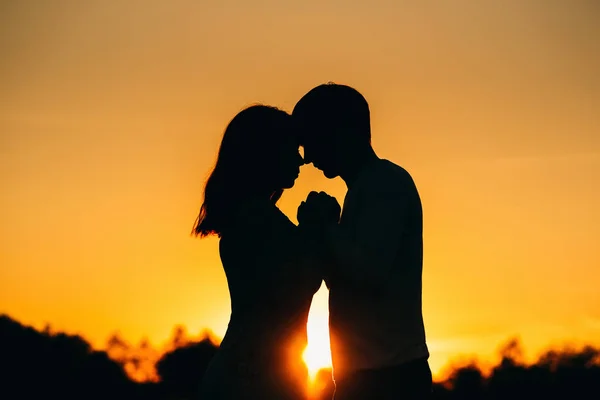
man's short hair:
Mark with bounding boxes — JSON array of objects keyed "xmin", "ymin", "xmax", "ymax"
[{"xmin": 292, "ymin": 83, "xmax": 371, "ymax": 143}]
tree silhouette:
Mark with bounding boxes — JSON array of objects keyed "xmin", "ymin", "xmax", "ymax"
[
  {"xmin": 2, "ymin": 314, "xmax": 600, "ymax": 400},
  {"xmin": 155, "ymin": 337, "xmax": 218, "ymax": 399},
  {"xmin": 0, "ymin": 314, "xmax": 137, "ymax": 400}
]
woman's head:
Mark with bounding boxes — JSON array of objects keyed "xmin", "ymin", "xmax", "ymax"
[{"xmin": 193, "ymin": 105, "xmax": 303, "ymax": 237}]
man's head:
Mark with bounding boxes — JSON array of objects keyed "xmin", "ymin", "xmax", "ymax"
[{"xmin": 292, "ymin": 83, "xmax": 371, "ymax": 179}]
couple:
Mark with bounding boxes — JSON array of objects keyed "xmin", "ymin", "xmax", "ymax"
[{"xmin": 193, "ymin": 83, "xmax": 432, "ymax": 399}]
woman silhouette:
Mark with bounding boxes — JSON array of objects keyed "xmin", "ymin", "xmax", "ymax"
[{"xmin": 193, "ymin": 105, "xmax": 323, "ymax": 399}]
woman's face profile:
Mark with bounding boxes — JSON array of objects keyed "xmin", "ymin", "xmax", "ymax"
[{"xmin": 270, "ymin": 130, "xmax": 304, "ymax": 190}]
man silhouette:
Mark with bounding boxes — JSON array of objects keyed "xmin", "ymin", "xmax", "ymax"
[{"xmin": 294, "ymin": 83, "xmax": 432, "ymax": 399}]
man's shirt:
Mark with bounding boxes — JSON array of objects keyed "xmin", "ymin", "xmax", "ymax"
[{"xmin": 326, "ymin": 158, "xmax": 429, "ymax": 379}]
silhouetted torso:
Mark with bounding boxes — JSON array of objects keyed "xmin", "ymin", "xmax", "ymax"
[
  {"xmin": 199, "ymin": 203, "xmax": 321, "ymax": 400},
  {"xmin": 327, "ymin": 159, "xmax": 429, "ymax": 380}
]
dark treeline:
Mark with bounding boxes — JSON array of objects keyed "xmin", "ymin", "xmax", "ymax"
[{"xmin": 1, "ymin": 314, "xmax": 598, "ymax": 399}]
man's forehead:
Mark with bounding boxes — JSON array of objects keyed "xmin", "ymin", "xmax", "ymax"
[
  {"xmin": 296, "ymin": 129, "xmax": 318, "ymax": 147},
  {"xmin": 292, "ymin": 120, "xmax": 312, "ymax": 143}
]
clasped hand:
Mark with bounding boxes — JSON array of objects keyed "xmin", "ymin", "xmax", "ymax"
[
  {"xmin": 297, "ymin": 191, "xmax": 340, "ymax": 284},
  {"xmin": 297, "ymin": 191, "xmax": 341, "ymax": 229}
]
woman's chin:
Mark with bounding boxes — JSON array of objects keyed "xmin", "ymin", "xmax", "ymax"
[{"xmin": 281, "ymin": 176, "xmax": 299, "ymax": 189}]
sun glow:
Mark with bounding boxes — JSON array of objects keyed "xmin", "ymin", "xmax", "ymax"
[{"xmin": 302, "ymin": 284, "xmax": 332, "ymax": 380}]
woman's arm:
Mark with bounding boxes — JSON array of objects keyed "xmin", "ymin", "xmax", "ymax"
[{"xmin": 226, "ymin": 206, "xmax": 323, "ymax": 301}]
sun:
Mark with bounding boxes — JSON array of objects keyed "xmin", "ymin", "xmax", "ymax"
[{"xmin": 302, "ymin": 284, "xmax": 332, "ymax": 380}]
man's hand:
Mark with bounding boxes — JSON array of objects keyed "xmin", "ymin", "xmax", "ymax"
[
  {"xmin": 297, "ymin": 191, "xmax": 341, "ymax": 228},
  {"xmin": 297, "ymin": 192, "xmax": 340, "ymax": 284}
]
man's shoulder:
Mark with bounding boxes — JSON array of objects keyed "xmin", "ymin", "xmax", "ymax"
[
  {"xmin": 381, "ymin": 159, "xmax": 412, "ymax": 177},
  {"xmin": 366, "ymin": 159, "xmax": 417, "ymax": 192}
]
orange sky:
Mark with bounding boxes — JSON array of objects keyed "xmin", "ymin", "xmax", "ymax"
[{"xmin": 1, "ymin": 0, "xmax": 599, "ymax": 378}]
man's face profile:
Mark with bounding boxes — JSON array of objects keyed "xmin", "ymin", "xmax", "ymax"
[{"xmin": 299, "ymin": 122, "xmax": 339, "ymax": 179}]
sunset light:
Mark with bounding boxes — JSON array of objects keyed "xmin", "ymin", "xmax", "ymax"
[
  {"xmin": 1, "ymin": 2, "xmax": 599, "ymax": 399},
  {"xmin": 303, "ymin": 285, "xmax": 332, "ymax": 380}
]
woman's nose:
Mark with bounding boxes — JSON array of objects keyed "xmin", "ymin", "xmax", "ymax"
[{"xmin": 297, "ymin": 151, "xmax": 307, "ymax": 166}]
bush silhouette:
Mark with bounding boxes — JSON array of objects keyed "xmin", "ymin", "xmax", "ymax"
[
  {"xmin": 2, "ymin": 314, "xmax": 600, "ymax": 400},
  {"xmin": 156, "ymin": 338, "xmax": 218, "ymax": 399}
]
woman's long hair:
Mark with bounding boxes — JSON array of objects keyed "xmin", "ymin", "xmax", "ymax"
[{"xmin": 192, "ymin": 105, "xmax": 291, "ymax": 238}]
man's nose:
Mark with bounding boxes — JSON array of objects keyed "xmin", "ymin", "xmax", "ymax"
[{"xmin": 300, "ymin": 148, "xmax": 312, "ymax": 165}]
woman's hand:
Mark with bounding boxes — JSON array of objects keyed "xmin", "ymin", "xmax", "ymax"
[{"xmin": 297, "ymin": 191, "xmax": 341, "ymax": 228}]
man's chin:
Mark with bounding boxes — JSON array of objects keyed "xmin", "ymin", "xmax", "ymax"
[
  {"xmin": 323, "ymin": 170, "xmax": 338, "ymax": 179},
  {"xmin": 313, "ymin": 164, "xmax": 337, "ymax": 179},
  {"xmin": 281, "ymin": 177, "xmax": 298, "ymax": 189}
]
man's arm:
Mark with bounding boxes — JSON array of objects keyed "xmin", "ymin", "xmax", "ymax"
[
  {"xmin": 323, "ymin": 189, "xmax": 412, "ymax": 294},
  {"xmin": 297, "ymin": 191, "xmax": 341, "ymax": 290}
]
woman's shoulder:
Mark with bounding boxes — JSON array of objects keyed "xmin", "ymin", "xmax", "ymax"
[
  {"xmin": 219, "ymin": 205, "xmax": 292, "ymax": 248},
  {"xmin": 220, "ymin": 206, "xmax": 298, "ymax": 268},
  {"xmin": 235, "ymin": 200, "xmax": 296, "ymax": 233}
]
